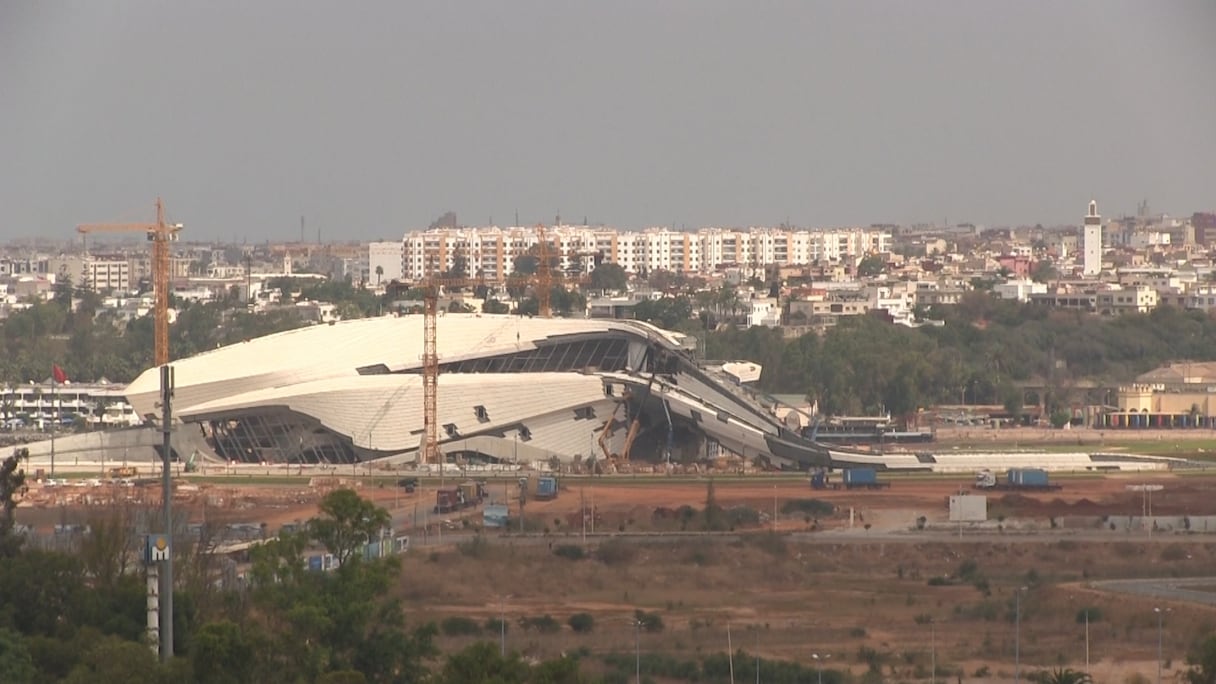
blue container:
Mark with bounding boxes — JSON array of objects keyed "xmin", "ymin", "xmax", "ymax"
[
  {"xmin": 1007, "ymin": 468, "xmax": 1049, "ymax": 487},
  {"xmin": 843, "ymin": 468, "xmax": 877, "ymax": 485},
  {"xmin": 536, "ymin": 477, "xmax": 558, "ymax": 499}
]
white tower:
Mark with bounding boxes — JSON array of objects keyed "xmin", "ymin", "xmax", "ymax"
[{"xmin": 1083, "ymin": 200, "xmax": 1102, "ymax": 276}]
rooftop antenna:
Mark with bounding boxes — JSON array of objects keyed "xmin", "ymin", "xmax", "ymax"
[
  {"xmin": 300, "ymin": 215, "xmax": 305, "ymax": 243},
  {"xmin": 514, "ymin": 210, "xmax": 519, "ymax": 226}
]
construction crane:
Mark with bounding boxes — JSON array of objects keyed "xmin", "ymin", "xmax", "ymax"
[
  {"xmin": 417, "ymin": 274, "xmax": 490, "ymax": 465},
  {"xmin": 77, "ymin": 198, "xmax": 182, "ymax": 366}
]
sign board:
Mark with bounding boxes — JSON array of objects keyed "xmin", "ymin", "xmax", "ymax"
[
  {"xmin": 483, "ymin": 504, "xmax": 510, "ymax": 528},
  {"xmin": 949, "ymin": 495, "xmax": 987, "ymax": 523},
  {"xmin": 145, "ymin": 534, "xmax": 171, "ymax": 565}
]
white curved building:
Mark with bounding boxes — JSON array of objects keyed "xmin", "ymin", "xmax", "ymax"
[{"xmin": 124, "ymin": 314, "xmax": 830, "ymax": 468}]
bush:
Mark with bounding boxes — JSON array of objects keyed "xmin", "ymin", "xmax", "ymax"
[
  {"xmin": 635, "ymin": 610, "xmax": 664, "ymax": 633},
  {"xmin": 553, "ymin": 544, "xmax": 586, "ymax": 560},
  {"xmin": 519, "ymin": 614, "xmax": 561, "ymax": 633},
  {"xmin": 484, "ymin": 617, "xmax": 508, "ymax": 634},
  {"xmin": 849, "ymin": 626, "xmax": 867, "ymax": 638},
  {"xmin": 568, "ymin": 613, "xmax": 595, "ymax": 633},
  {"xmin": 1161, "ymin": 544, "xmax": 1189, "ymax": 562},
  {"xmin": 596, "ymin": 539, "xmax": 637, "ymax": 566},
  {"xmin": 781, "ymin": 498, "xmax": 835, "ymax": 517},
  {"xmin": 1076, "ymin": 607, "xmax": 1104, "ymax": 624},
  {"xmin": 440, "ymin": 616, "xmax": 482, "ymax": 637},
  {"xmin": 927, "ymin": 576, "xmax": 953, "ymax": 586},
  {"xmin": 726, "ymin": 506, "xmax": 761, "ymax": 527},
  {"xmin": 456, "ymin": 535, "xmax": 489, "ymax": 558}
]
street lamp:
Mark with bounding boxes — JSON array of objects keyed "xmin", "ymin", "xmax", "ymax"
[
  {"xmin": 634, "ymin": 617, "xmax": 643, "ymax": 684},
  {"xmin": 499, "ymin": 595, "xmax": 513, "ymax": 657},
  {"xmin": 1155, "ymin": 607, "xmax": 1168, "ymax": 684},
  {"xmin": 930, "ymin": 618, "xmax": 937, "ymax": 684},
  {"xmin": 1015, "ymin": 586, "xmax": 1028, "ymax": 682},
  {"xmin": 812, "ymin": 653, "xmax": 830, "ymax": 684}
]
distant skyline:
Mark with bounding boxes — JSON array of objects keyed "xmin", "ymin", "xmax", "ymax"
[{"xmin": 2, "ymin": 1, "xmax": 1214, "ymax": 242}]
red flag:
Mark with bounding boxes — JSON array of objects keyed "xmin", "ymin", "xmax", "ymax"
[{"xmin": 52, "ymin": 364, "xmax": 67, "ymax": 384}]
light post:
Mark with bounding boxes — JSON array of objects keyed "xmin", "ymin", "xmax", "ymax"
[
  {"xmin": 1155, "ymin": 607, "xmax": 1167, "ymax": 684},
  {"xmin": 1015, "ymin": 586, "xmax": 1027, "ymax": 682},
  {"xmin": 634, "ymin": 617, "xmax": 642, "ymax": 684},
  {"xmin": 812, "ymin": 653, "xmax": 829, "ymax": 684},
  {"xmin": 930, "ymin": 619, "xmax": 937, "ymax": 684},
  {"xmin": 499, "ymin": 595, "xmax": 513, "ymax": 657}
]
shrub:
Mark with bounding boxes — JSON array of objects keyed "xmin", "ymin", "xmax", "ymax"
[
  {"xmin": 484, "ymin": 617, "xmax": 508, "ymax": 634},
  {"xmin": 456, "ymin": 535, "xmax": 489, "ymax": 558},
  {"xmin": 440, "ymin": 616, "xmax": 482, "ymax": 637},
  {"xmin": 596, "ymin": 539, "xmax": 637, "ymax": 566},
  {"xmin": 1160, "ymin": 544, "xmax": 1189, "ymax": 562},
  {"xmin": 553, "ymin": 544, "xmax": 586, "ymax": 560},
  {"xmin": 927, "ymin": 576, "xmax": 953, "ymax": 587},
  {"xmin": 956, "ymin": 559, "xmax": 979, "ymax": 581},
  {"xmin": 849, "ymin": 626, "xmax": 868, "ymax": 638},
  {"xmin": 635, "ymin": 610, "xmax": 664, "ymax": 633},
  {"xmin": 519, "ymin": 614, "xmax": 561, "ymax": 633},
  {"xmin": 1076, "ymin": 607, "xmax": 1104, "ymax": 624},
  {"xmin": 782, "ymin": 498, "xmax": 835, "ymax": 517},
  {"xmin": 568, "ymin": 613, "xmax": 595, "ymax": 633}
]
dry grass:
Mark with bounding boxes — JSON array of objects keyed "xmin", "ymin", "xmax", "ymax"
[{"xmin": 395, "ymin": 536, "xmax": 1216, "ymax": 681}]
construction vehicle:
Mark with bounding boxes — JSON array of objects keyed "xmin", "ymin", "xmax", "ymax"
[
  {"xmin": 108, "ymin": 466, "xmax": 138, "ymax": 479},
  {"xmin": 78, "ymin": 198, "xmax": 182, "ymax": 366},
  {"xmin": 183, "ymin": 450, "xmax": 199, "ymax": 473},
  {"xmin": 433, "ymin": 481, "xmax": 487, "ymax": 514},
  {"xmin": 973, "ymin": 468, "xmax": 1061, "ymax": 492}
]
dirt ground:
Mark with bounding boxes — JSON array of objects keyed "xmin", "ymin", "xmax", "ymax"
[{"xmin": 16, "ymin": 473, "xmax": 1216, "ymax": 681}]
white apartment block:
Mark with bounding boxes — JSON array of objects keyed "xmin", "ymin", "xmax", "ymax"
[
  {"xmin": 84, "ymin": 258, "xmax": 130, "ymax": 292},
  {"xmin": 367, "ymin": 242, "xmax": 404, "ymax": 284},
  {"xmin": 400, "ymin": 226, "xmax": 891, "ymax": 281}
]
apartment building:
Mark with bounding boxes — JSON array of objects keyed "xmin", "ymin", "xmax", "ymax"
[{"xmin": 400, "ymin": 226, "xmax": 892, "ymax": 281}]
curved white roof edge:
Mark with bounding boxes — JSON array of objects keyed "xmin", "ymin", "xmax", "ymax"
[{"xmin": 125, "ymin": 313, "xmax": 688, "ymax": 418}]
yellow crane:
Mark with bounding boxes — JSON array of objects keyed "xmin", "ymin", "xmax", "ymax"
[{"xmin": 77, "ymin": 198, "xmax": 182, "ymax": 366}]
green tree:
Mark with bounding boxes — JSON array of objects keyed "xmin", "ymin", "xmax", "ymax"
[
  {"xmin": 307, "ymin": 489, "xmax": 391, "ymax": 568},
  {"xmin": 1042, "ymin": 668, "xmax": 1093, "ymax": 684},
  {"xmin": 433, "ymin": 641, "xmax": 531, "ymax": 684},
  {"xmin": 0, "ymin": 453, "xmax": 27, "ymax": 558},
  {"xmin": 61, "ymin": 636, "xmax": 161, "ymax": 684},
  {"xmin": 1185, "ymin": 634, "xmax": 1216, "ymax": 684},
  {"xmin": 192, "ymin": 620, "xmax": 256, "ymax": 684},
  {"xmin": 0, "ymin": 628, "xmax": 35, "ymax": 684},
  {"xmin": 588, "ymin": 262, "xmax": 628, "ymax": 292},
  {"xmin": 857, "ymin": 254, "xmax": 887, "ymax": 278}
]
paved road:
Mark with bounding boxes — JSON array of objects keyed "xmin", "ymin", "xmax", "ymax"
[{"xmin": 1089, "ymin": 577, "xmax": 1216, "ymax": 606}]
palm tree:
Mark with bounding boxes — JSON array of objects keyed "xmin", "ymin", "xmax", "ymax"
[
  {"xmin": 1044, "ymin": 668, "xmax": 1093, "ymax": 684},
  {"xmin": 375, "ymin": 265, "xmax": 384, "ymax": 286}
]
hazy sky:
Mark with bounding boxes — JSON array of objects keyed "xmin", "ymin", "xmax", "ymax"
[{"xmin": 2, "ymin": 2, "xmax": 1214, "ymax": 242}]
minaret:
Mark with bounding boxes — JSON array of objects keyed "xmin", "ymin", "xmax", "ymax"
[{"xmin": 1083, "ymin": 200, "xmax": 1102, "ymax": 276}]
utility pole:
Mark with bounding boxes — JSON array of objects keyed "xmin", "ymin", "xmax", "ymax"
[{"xmin": 159, "ymin": 365, "xmax": 175, "ymax": 662}]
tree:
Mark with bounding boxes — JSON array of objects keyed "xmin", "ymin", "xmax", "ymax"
[
  {"xmin": 374, "ymin": 265, "xmax": 383, "ymax": 285},
  {"xmin": 857, "ymin": 254, "xmax": 887, "ymax": 278},
  {"xmin": 307, "ymin": 489, "xmax": 391, "ymax": 567},
  {"xmin": 0, "ymin": 453, "xmax": 27, "ymax": 558},
  {"xmin": 1185, "ymin": 634, "xmax": 1216, "ymax": 684},
  {"xmin": 588, "ymin": 263, "xmax": 628, "ymax": 293},
  {"xmin": 0, "ymin": 628, "xmax": 35, "ymax": 684},
  {"xmin": 192, "ymin": 620, "xmax": 256, "ymax": 684}
]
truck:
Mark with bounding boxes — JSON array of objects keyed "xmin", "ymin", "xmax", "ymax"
[
  {"xmin": 434, "ymin": 481, "xmax": 487, "ymax": 514},
  {"xmin": 973, "ymin": 468, "xmax": 1061, "ymax": 492},
  {"xmin": 810, "ymin": 467, "xmax": 889, "ymax": 490}
]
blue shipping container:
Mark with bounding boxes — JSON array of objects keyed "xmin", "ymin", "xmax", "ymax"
[
  {"xmin": 844, "ymin": 468, "xmax": 877, "ymax": 485},
  {"xmin": 536, "ymin": 477, "xmax": 558, "ymax": 498},
  {"xmin": 1007, "ymin": 468, "xmax": 1049, "ymax": 487}
]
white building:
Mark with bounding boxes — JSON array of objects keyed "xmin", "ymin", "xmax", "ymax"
[
  {"xmin": 994, "ymin": 280, "xmax": 1049, "ymax": 302},
  {"xmin": 400, "ymin": 226, "xmax": 892, "ymax": 281},
  {"xmin": 1083, "ymin": 200, "xmax": 1103, "ymax": 276},
  {"xmin": 367, "ymin": 241, "xmax": 404, "ymax": 285}
]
